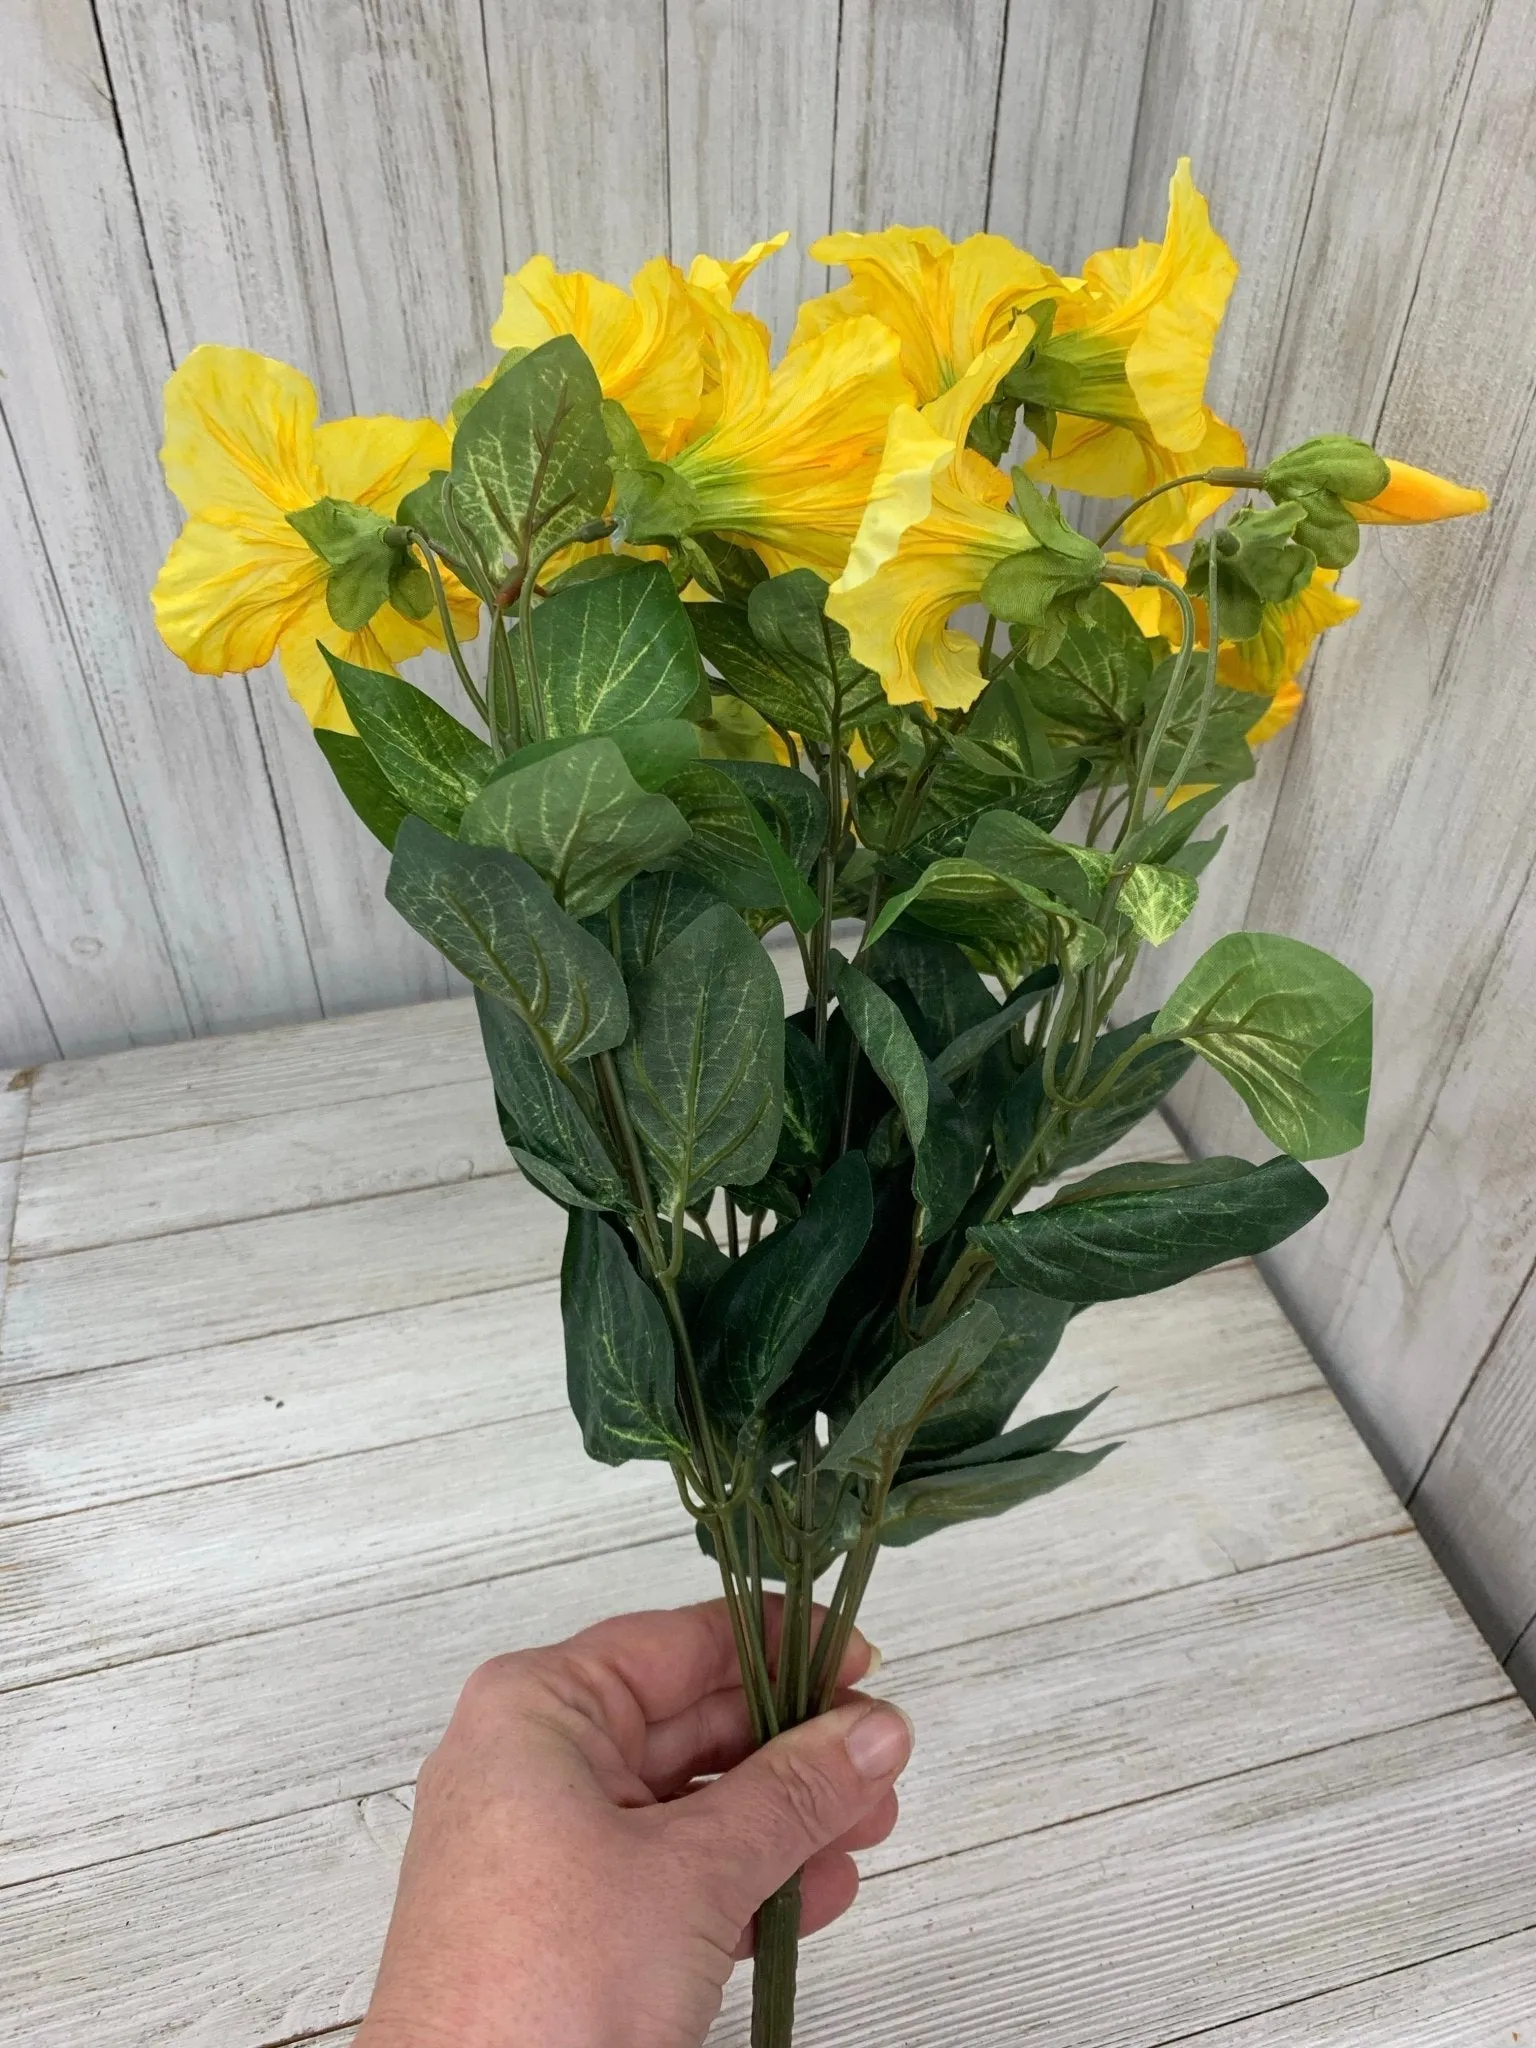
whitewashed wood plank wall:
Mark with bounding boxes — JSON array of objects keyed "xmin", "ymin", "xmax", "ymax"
[{"xmin": 0, "ymin": 3, "xmax": 1531, "ymax": 1684}]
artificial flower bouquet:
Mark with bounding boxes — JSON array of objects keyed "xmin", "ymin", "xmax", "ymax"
[{"xmin": 152, "ymin": 161, "xmax": 1484, "ymax": 2043}]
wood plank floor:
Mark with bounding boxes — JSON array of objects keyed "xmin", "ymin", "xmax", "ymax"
[{"xmin": 2, "ymin": 996, "xmax": 1532, "ymax": 2046}]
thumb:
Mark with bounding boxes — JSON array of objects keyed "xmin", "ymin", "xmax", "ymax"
[{"xmin": 682, "ymin": 1698, "xmax": 913, "ymax": 1919}]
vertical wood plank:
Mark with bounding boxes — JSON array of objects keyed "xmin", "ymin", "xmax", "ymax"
[
  {"xmin": 0, "ymin": 422, "xmax": 186, "ymax": 1059},
  {"xmin": 0, "ymin": 0, "xmax": 322, "ymax": 1041},
  {"xmin": 1413, "ymin": 1259, "xmax": 1536, "ymax": 1662},
  {"xmin": 484, "ymin": 0, "xmax": 670, "ymax": 282},
  {"xmin": 93, "ymin": 0, "xmax": 452, "ymax": 1017},
  {"xmin": 985, "ymin": 1, "xmax": 1155, "ymax": 265},
  {"xmin": 665, "ymin": 0, "xmax": 841, "ymax": 343},
  {"xmin": 832, "ymin": 0, "xmax": 1010, "ymax": 235}
]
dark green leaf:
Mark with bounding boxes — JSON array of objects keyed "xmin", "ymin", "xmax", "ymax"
[
  {"xmin": 617, "ymin": 904, "xmax": 784, "ymax": 1207},
  {"xmin": 602, "ymin": 871, "xmax": 726, "ymax": 978},
  {"xmin": 970, "ymin": 1154, "xmax": 1328, "ymax": 1302},
  {"xmin": 868, "ymin": 857, "xmax": 1106, "ymax": 969},
  {"xmin": 901, "ymin": 1390, "xmax": 1109, "ymax": 1477},
  {"xmin": 314, "ymin": 728, "xmax": 410, "ymax": 849},
  {"xmin": 865, "ymin": 930, "xmax": 998, "ymax": 1045},
  {"xmin": 905, "ymin": 1285, "xmax": 1074, "ymax": 1459},
  {"xmin": 386, "ymin": 817, "xmax": 628, "ymax": 1064},
  {"xmin": 880, "ymin": 1443, "xmax": 1115, "ymax": 1545},
  {"xmin": 450, "ymin": 335, "xmax": 611, "ymax": 569},
  {"xmin": 998, "ymin": 586, "xmax": 1155, "ymax": 754},
  {"xmin": 525, "ymin": 562, "xmax": 702, "ymax": 736},
  {"xmin": 477, "ymin": 991, "xmax": 628, "ymax": 1211},
  {"xmin": 931, "ymin": 973, "xmax": 1054, "ymax": 1083},
  {"xmin": 832, "ymin": 956, "xmax": 931, "ymax": 1144},
  {"xmin": 821, "ymin": 1300, "xmax": 1002, "ymax": 1479},
  {"xmin": 460, "ymin": 736, "xmax": 690, "ymax": 919},
  {"xmin": 994, "ymin": 1012, "xmax": 1194, "ymax": 1181},
  {"xmin": 1153, "ymin": 932, "xmax": 1373, "ymax": 1158},
  {"xmin": 964, "ymin": 808, "xmax": 1107, "ymax": 917},
  {"xmin": 561, "ymin": 1211, "xmax": 685, "ymax": 1463},
  {"xmin": 665, "ymin": 763, "xmax": 795, "ymax": 911},
  {"xmin": 696, "ymin": 1152, "xmax": 873, "ymax": 1433},
  {"xmin": 325, "ymin": 651, "xmax": 494, "ymax": 834},
  {"xmin": 777, "ymin": 1022, "xmax": 836, "ymax": 1168}
]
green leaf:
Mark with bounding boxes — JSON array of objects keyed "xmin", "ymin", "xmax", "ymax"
[
  {"xmin": 865, "ymin": 930, "xmax": 999, "ymax": 1045},
  {"xmin": 313, "ymin": 728, "xmax": 409, "ymax": 849},
  {"xmin": 324, "ymin": 651, "xmax": 494, "ymax": 834},
  {"xmin": 1118, "ymin": 861, "xmax": 1198, "ymax": 945},
  {"xmin": 880, "ymin": 1443, "xmax": 1115, "ymax": 1545},
  {"xmin": 696, "ymin": 1152, "xmax": 873, "ymax": 1434},
  {"xmin": 560, "ymin": 1212, "xmax": 685, "ymax": 1463},
  {"xmin": 832, "ymin": 956, "xmax": 931, "ymax": 1144},
  {"xmin": 905, "ymin": 1286, "xmax": 1074, "ymax": 1459},
  {"xmin": 821, "ymin": 1300, "xmax": 1003, "ymax": 1480},
  {"xmin": 720, "ymin": 759, "xmax": 828, "ymax": 871},
  {"xmin": 450, "ymin": 335, "xmax": 611, "ymax": 570},
  {"xmin": 460, "ymin": 736, "xmax": 690, "ymax": 919},
  {"xmin": 1169, "ymin": 827, "xmax": 1226, "ymax": 879},
  {"xmin": 476, "ymin": 991, "xmax": 629, "ymax": 1211},
  {"xmin": 777, "ymin": 1021, "xmax": 836, "ymax": 1167},
  {"xmin": 602, "ymin": 871, "xmax": 726, "ymax": 978},
  {"xmin": 607, "ymin": 718, "xmax": 700, "ymax": 790},
  {"xmin": 665, "ymin": 763, "xmax": 801, "ymax": 913},
  {"xmin": 994, "ymin": 1012, "xmax": 1194, "ymax": 1181},
  {"xmin": 998, "ymin": 586, "xmax": 1154, "ymax": 754},
  {"xmin": 868, "ymin": 857, "xmax": 1106, "ymax": 969},
  {"xmin": 524, "ymin": 562, "xmax": 702, "ymax": 736},
  {"xmin": 1119, "ymin": 783, "xmax": 1230, "ymax": 867},
  {"xmin": 964, "ymin": 808, "xmax": 1108, "ymax": 917},
  {"xmin": 690, "ymin": 569, "xmax": 893, "ymax": 747},
  {"xmin": 287, "ymin": 496, "xmax": 401, "ymax": 631},
  {"xmin": 617, "ymin": 903, "xmax": 784, "ymax": 1207},
  {"xmin": 931, "ymin": 974, "xmax": 1054, "ymax": 1084},
  {"xmin": 901, "ymin": 1390, "xmax": 1110, "ymax": 1478},
  {"xmin": 1152, "ymin": 932, "xmax": 1373, "ymax": 1158},
  {"xmin": 970, "ymin": 1154, "xmax": 1328, "ymax": 1302},
  {"xmin": 386, "ymin": 817, "xmax": 628, "ymax": 1064}
]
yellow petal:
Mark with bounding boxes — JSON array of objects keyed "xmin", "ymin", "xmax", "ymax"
[
  {"xmin": 152, "ymin": 511, "xmax": 319, "ymax": 675},
  {"xmin": 275, "ymin": 597, "xmax": 447, "ymax": 736},
  {"xmin": 1029, "ymin": 406, "xmax": 1246, "ymax": 544},
  {"xmin": 1246, "ymin": 679, "xmax": 1304, "ymax": 746},
  {"xmin": 1347, "ymin": 457, "xmax": 1489, "ymax": 524},
  {"xmin": 160, "ymin": 344, "xmax": 323, "ymax": 520},
  {"xmin": 312, "ymin": 413, "xmax": 452, "ymax": 510},
  {"xmin": 687, "ymin": 231, "xmax": 790, "ymax": 307}
]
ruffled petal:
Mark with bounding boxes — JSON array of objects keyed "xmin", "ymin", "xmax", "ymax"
[
  {"xmin": 152, "ymin": 511, "xmax": 318, "ymax": 674},
  {"xmin": 160, "ymin": 344, "xmax": 323, "ymax": 519},
  {"xmin": 312, "ymin": 414, "xmax": 452, "ymax": 510},
  {"xmin": 687, "ymin": 231, "xmax": 790, "ymax": 307}
]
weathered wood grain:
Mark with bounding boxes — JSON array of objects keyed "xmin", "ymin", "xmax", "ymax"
[
  {"xmin": 0, "ymin": 1257, "xmax": 1308, "ymax": 1524},
  {"xmin": 0, "ymin": 0, "xmax": 322, "ymax": 1044},
  {"xmin": 6, "ymin": 1701, "xmax": 1533, "ymax": 2048},
  {"xmin": 483, "ymin": 0, "xmax": 670, "ymax": 282},
  {"xmin": 1, "ymin": 1530, "xmax": 1494, "ymax": 1892},
  {"xmin": 831, "ymin": 0, "xmax": 1010, "ymax": 235},
  {"xmin": 985, "ymin": 1, "xmax": 1155, "ymax": 264},
  {"xmin": 665, "ymin": 0, "xmax": 841, "ymax": 342}
]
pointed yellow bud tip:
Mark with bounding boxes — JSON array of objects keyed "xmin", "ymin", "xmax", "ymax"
[{"xmin": 1348, "ymin": 458, "xmax": 1489, "ymax": 525}]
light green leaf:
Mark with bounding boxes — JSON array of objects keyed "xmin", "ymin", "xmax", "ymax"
[
  {"xmin": 695, "ymin": 1152, "xmax": 874, "ymax": 1434},
  {"xmin": 1152, "ymin": 931, "xmax": 1373, "ymax": 1158},
  {"xmin": 821, "ymin": 1300, "xmax": 1002, "ymax": 1480},
  {"xmin": 970, "ymin": 1154, "xmax": 1328, "ymax": 1302},
  {"xmin": 525, "ymin": 561, "xmax": 702, "ymax": 735},
  {"xmin": 386, "ymin": 817, "xmax": 628, "ymax": 1065},
  {"xmin": 450, "ymin": 335, "xmax": 611, "ymax": 570},
  {"xmin": 617, "ymin": 904, "xmax": 784, "ymax": 1207},
  {"xmin": 460, "ymin": 736, "xmax": 690, "ymax": 919},
  {"xmin": 324, "ymin": 651, "xmax": 493, "ymax": 834},
  {"xmin": 1118, "ymin": 861, "xmax": 1198, "ymax": 944},
  {"xmin": 560, "ymin": 1212, "xmax": 685, "ymax": 1464}
]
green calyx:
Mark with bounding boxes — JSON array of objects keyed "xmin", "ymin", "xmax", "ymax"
[
  {"xmin": 287, "ymin": 495, "xmax": 429, "ymax": 630},
  {"xmin": 1260, "ymin": 436, "xmax": 1387, "ymax": 572},
  {"xmin": 981, "ymin": 472, "xmax": 1105, "ymax": 663},
  {"xmin": 1186, "ymin": 501, "xmax": 1315, "ymax": 641}
]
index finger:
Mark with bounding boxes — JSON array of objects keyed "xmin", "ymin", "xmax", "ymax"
[{"xmin": 562, "ymin": 1597, "xmax": 878, "ymax": 1725}]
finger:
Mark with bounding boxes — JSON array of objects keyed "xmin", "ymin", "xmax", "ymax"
[
  {"xmin": 675, "ymin": 1698, "xmax": 914, "ymax": 1922},
  {"xmin": 732, "ymin": 1851, "xmax": 862, "ymax": 1959},
  {"xmin": 828, "ymin": 1785, "xmax": 899, "ymax": 1854},
  {"xmin": 641, "ymin": 1685, "xmax": 756, "ymax": 1797},
  {"xmin": 560, "ymin": 1600, "xmax": 879, "ymax": 1729}
]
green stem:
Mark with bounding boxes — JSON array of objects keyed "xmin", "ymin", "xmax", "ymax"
[
  {"xmin": 750, "ymin": 1878, "xmax": 802, "ymax": 2048},
  {"xmin": 409, "ymin": 537, "xmax": 488, "ymax": 726},
  {"xmin": 1093, "ymin": 466, "xmax": 1260, "ymax": 548}
]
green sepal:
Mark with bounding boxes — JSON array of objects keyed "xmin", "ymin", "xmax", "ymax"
[
  {"xmin": 1186, "ymin": 503, "xmax": 1316, "ymax": 642},
  {"xmin": 1263, "ymin": 435, "xmax": 1388, "ymax": 505},
  {"xmin": 287, "ymin": 496, "xmax": 404, "ymax": 631}
]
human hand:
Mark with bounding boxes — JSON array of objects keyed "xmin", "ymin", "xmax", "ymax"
[{"xmin": 354, "ymin": 1598, "xmax": 912, "ymax": 2048}]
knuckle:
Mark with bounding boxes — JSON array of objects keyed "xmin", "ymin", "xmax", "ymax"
[{"xmin": 765, "ymin": 1745, "xmax": 840, "ymax": 1838}]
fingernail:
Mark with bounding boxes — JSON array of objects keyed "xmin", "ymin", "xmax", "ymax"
[
  {"xmin": 845, "ymin": 1702, "xmax": 914, "ymax": 1780},
  {"xmin": 862, "ymin": 1641, "xmax": 884, "ymax": 1680}
]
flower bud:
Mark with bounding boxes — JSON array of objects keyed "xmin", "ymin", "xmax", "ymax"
[{"xmin": 1263, "ymin": 435, "xmax": 1391, "ymax": 504}]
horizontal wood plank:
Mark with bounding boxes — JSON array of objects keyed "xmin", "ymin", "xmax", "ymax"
[
  {"xmin": 1, "ymin": 1258, "xmax": 1307, "ymax": 1524},
  {"xmin": 0, "ymin": 1530, "xmax": 1500, "ymax": 1892}
]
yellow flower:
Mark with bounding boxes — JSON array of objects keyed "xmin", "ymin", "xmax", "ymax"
[
  {"xmin": 793, "ymin": 225, "xmax": 1060, "ymax": 401},
  {"xmin": 151, "ymin": 345, "xmax": 474, "ymax": 734},
  {"xmin": 492, "ymin": 254, "xmax": 703, "ymax": 458},
  {"xmin": 1026, "ymin": 159, "xmax": 1243, "ymax": 541},
  {"xmin": 686, "ymin": 232, "xmax": 789, "ymax": 310},
  {"xmin": 826, "ymin": 329, "xmax": 1037, "ymax": 711},
  {"xmin": 1245, "ymin": 679, "xmax": 1303, "ymax": 745},
  {"xmin": 668, "ymin": 310, "xmax": 912, "ymax": 578},
  {"xmin": 1345, "ymin": 458, "xmax": 1489, "ymax": 525}
]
